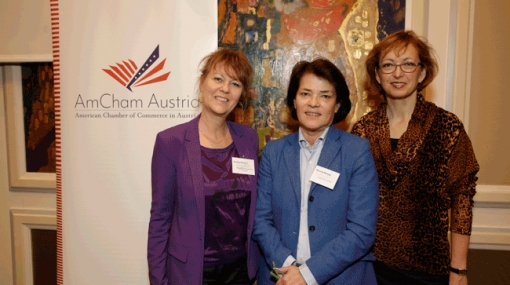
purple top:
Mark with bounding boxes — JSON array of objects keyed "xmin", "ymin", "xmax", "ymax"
[{"xmin": 201, "ymin": 143, "xmax": 252, "ymax": 267}]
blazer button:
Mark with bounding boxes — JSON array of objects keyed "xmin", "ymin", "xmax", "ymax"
[
  {"xmin": 309, "ymin": 226, "xmax": 315, "ymax": 232},
  {"xmin": 309, "ymin": 196, "xmax": 314, "ymax": 202}
]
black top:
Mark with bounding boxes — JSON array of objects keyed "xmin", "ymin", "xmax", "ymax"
[{"xmin": 390, "ymin": 138, "xmax": 399, "ymax": 152}]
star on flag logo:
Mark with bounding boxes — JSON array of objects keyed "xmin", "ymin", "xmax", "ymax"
[{"xmin": 102, "ymin": 45, "xmax": 170, "ymax": 91}]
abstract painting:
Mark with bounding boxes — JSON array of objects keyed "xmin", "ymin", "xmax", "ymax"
[
  {"xmin": 21, "ymin": 62, "xmax": 56, "ymax": 173},
  {"xmin": 218, "ymin": 0, "xmax": 404, "ymax": 152}
]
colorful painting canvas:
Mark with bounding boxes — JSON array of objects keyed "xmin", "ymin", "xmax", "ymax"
[
  {"xmin": 218, "ymin": 0, "xmax": 404, "ymax": 152},
  {"xmin": 21, "ymin": 62, "xmax": 56, "ymax": 173}
]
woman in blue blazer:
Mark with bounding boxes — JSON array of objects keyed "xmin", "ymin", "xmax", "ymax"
[
  {"xmin": 253, "ymin": 58, "xmax": 379, "ymax": 285},
  {"xmin": 148, "ymin": 49, "xmax": 260, "ymax": 284}
]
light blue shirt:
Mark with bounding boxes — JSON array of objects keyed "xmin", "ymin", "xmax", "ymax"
[{"xmin": 283, "ymin": 126, "xmax": 329, "ymax": 285}]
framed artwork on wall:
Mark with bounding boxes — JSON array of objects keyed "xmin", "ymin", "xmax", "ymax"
[
  {"xmin": 21, "ymin": 63, "xmax": 56, "ymax": 174},
  {"xmin": 3, "ymin": 64, "xmax": 56, "ymax": 191}
]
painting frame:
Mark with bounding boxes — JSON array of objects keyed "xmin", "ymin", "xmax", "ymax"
[
  {"xmin": 10, "ymin": 208, "xmax": 56, "ymax": 285},
  {"xmin": 3, "ymin": 66, "xmax": 56, "ymax": 191}
]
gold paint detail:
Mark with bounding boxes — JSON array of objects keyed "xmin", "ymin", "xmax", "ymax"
[
  {"xmin": 328, "ymin": 40, "xmax": 336, "ymax": 52},
  {"xmin": 263, "ymin": 18, "xmax": 272, "ymax": 50},
  {"xmin": 338, "ymin": 0, "xmax": 380, "ymax": 129}
]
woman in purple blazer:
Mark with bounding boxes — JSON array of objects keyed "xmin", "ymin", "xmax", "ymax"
[{"xmin": 148, "ymin": 49, "xmax": 260, "ymax": 285}]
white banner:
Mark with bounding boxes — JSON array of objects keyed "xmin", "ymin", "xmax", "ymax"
[{"xmin": 59, "ymin": 1, "xmax": 216, "ymax": 283}]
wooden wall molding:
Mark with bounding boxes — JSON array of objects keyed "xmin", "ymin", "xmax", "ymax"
[{"xmin": 10, "ymin": 208, "xmax": 56, "ymax": 285}]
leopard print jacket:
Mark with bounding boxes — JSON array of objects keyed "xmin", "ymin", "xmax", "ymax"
[{"xmin": 351, "ymin": 94, "xmax": 479, "ymax": 275}]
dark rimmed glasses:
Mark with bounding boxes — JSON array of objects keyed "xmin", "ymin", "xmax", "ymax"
[{"xmin": 378, "ymin": 62, "xmax": 422, "ymax": 74}]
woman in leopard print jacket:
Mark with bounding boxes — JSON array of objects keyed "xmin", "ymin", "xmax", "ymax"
[{"xmin": 351, "ymin": 30, "xmax": 479, "ymax": 285}]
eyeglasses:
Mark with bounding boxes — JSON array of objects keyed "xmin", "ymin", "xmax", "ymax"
[{"xmin": 378, "ymin": 62, "xmax": 422, "ymax": 74}]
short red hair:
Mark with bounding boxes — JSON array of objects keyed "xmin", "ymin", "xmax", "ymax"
[{"xmin": 365, "ymin": 30, "xmax": 438, "ymax": 98}]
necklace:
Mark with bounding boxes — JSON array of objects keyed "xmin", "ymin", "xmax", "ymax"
[{"xmin": 199, "ymin": 127, "xmax": 229, "ymax": 146}]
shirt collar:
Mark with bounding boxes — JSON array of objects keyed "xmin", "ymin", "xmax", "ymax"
[{"xmin": 298, "ymin": 126, "xmax": 330, "ymax": 149}]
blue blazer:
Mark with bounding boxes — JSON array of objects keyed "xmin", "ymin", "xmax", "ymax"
[
  {"xmin": 147, "ymin": 115, "xmax": 260, "ymax": 285},
  {"xmin": 253, "ymin": 127, "xmax": 379, "ymax": 284}
]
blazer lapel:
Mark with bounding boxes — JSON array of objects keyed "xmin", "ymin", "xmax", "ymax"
[
  {"xmin": 229, "ymin": 121, "xmax": 249, "ymax": 158},
  {"xmin": 311, "ymin": 127, "xmax": 342, "ymax": 193},
  {"xmin": 283, "ymin": 133, "xmax": 302, "ymax": 204},
  {"xmin": 185, "ymin": 116, "xmax": 205, "ymax": 239},
  {"xmin": 229, "ymin": 122, "xmax": 257, "ymax": 197}
]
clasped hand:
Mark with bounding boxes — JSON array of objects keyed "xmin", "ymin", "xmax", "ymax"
[{"xmin": 275, "ymin": 265, "xmax": 307, "ymax": 285}]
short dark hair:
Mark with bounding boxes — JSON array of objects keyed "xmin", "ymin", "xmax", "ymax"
[
  {"xmin": 285, "ymin": 58, "xmax": 351, "ymax": 124},
  {"xmin": 199, "ymin": 48, "xmax": 254, "ymax": 107},
  {"xmin": 365, "ymin": 30, "xmax": 438, "ymax": 98}
]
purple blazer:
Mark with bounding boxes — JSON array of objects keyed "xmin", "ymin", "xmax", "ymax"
[{"xmin": 147, "ymin": 115, "xmax": 260, "ymax": 285}]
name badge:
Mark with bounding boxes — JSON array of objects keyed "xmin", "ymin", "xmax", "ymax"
[
  {"xmin": 232, "ymin": 157, "xmax": 255, "ymax": 175},
  {"xmin": 310, "ymin": 166, "xmax": 340, "ymax": 190}
]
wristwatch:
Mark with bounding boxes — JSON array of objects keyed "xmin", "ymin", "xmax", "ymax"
[{"xmin": 449, "ymin": 266, "xmax": 468, "ymax": 276}]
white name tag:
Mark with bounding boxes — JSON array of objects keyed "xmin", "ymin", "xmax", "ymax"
[
  {"xmin": 310, "ymin": 166, "xmax": 340, "ymax": 190},
  {"xmin": 232, "ymin": 157, "xmax": 255, "ymax": 175}
]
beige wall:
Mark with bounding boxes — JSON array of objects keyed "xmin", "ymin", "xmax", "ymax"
[{"xmin": 469, "ymin": 1, "xmax": 510, "ymax": 185}]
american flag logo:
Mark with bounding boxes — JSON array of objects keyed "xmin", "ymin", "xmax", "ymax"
[{"xmin": 102, "ymin": 45, "xmax": 170, "ymax": 91}]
